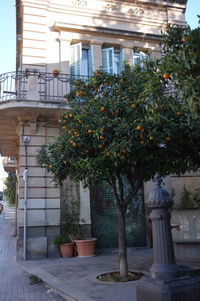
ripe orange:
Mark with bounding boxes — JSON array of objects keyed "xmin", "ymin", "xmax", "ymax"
[
  {"xmin": 98, "ymin": 144, "xmax": 104, "ymax": 149},
  {"xmin": 136, "ymin": 125, "xmax": 143, "ymax": 131},
  {"xmin": 69, "ymin": 113, "xmax": 74, "ymax": 118},
  {"xmin": 87, "ymin": 129, "xmax": 93, "ymax": 134},
  {"xmin": 100, "ymin": 106, "xmax": 107, "ymax": 112},
  {"xmin": 162, "ymin": 73, "xmax": 170, "ymax": 80},
  {"xmin": 149, "ymin": 136, "xmax": 155, "ymax": 141}
]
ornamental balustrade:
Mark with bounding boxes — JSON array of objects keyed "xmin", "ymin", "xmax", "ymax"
[
  {"xmin": 0, "ymin": 70, "xmax": 176, "ymax": 103},
  {"xmin": 0, "ymin": 71, "xmax": 89, "ymax": 103}
]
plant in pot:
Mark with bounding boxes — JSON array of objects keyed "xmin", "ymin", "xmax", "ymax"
[
  {"xmin": 52, "ymin": 68, "xmax": 60, "ymax": 78},
  {"xmin": 73, "ymin": 236, "xmax": 97, "ymax": 258},
  {"xmin": 61, "ymin": 197, "xmax": 97, "ymax": 258},
  {"xmin": 53, "ymin": 234, "xmax": 74, "ymax": 258}
]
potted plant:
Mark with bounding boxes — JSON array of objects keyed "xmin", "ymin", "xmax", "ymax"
[
  {"xmin": 53, "ymin": 234, "xmax": 74, "ymax": 258},
  {"xmin": 61, "ymin": 198, "xmax": 97, "ymax": 258},
  {"xmin": 74, "ymin": 237, "xmax": 97, "ymax": 257},
  {"xmin": 52, "ymin": 69, "xmax": 60, "ymax": 77}
]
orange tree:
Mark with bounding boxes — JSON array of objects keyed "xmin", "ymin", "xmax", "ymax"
[{"xmin": 37, "ymin": 25, "xmax": 200, "ymax": 277}]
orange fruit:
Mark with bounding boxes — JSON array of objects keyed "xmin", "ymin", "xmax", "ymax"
[
  {"xmin": 136, "ymin": 125, "xmax": 143, "ymax": 131},
  {"xmin": 98, "ymin": 144, "xmax": 104, "ymax": 149},
  {"xmin": 162, "ymin": 73, "xmax": 170, "ymax": 80},
  {"xmin": 140, "ymin": 140, "xmax": 145, "ymax": 145},
  {"xmin": 164, "ymin": 137, "xmax": 171, "ymax": 141},
  {"xmin": 149, "ymin": 136, "xmax": 155, "ymax": 141},
  {"xmin": 69, "ymin": 113, "xmax": 74, "ymax": 118},
  {"xmin": 87, "ymin": 129, "xmax": 93, "ymax": 134},
  {"xmin": 100, "ymin": 106, "xmax": 107, "ymax": 112}
]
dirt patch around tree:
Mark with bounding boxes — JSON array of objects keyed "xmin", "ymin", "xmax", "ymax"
[{"xmin": 97, "ymin": 271, "xmax": 143, "ymax": 283}]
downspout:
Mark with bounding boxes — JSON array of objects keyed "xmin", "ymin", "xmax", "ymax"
[
  {"xmin": 22, "ymin": 134, "xmax": 30, "ymax": 260},
  {"xmin": 23, "ymin": 167, "xmax": 28, "ymax": 260}
]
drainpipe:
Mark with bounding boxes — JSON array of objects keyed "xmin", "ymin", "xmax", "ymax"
[
  {"xmin": 22, "ymin": 134, "xmax": 31, "ymax": 260},
  {"xmin": 23, "ymin": 168, "xmax": 28, "ymax": 260}
]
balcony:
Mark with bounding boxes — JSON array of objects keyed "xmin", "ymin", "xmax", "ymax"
[
  {"xmin": 3, "ymin": 157, "xmax": 17, "ymax": 172},
  {"xmin": 0, "ymin": 71, "xmax": 89, "ymax": 157},
  {"xmin": 0, "ymin": 70, "xmax": 89, "ymax": 103}
]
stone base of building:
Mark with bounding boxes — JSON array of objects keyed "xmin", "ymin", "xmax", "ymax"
[{"xmin": 136, "ymin": 270, "xmax": 200, "ymax": 301}]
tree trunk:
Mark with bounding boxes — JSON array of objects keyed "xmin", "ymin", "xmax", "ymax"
[{"xmin": 118, "ymin": 205, "xmax": 128, "ymax": 277}]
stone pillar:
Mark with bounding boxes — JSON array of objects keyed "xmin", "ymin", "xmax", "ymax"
[
  {"xmin": 26, "ymin": 71, "xmax": 39, "ymax": 100},
  {"xmin": 123, "ymin": 47, "xmax": 133, "ymax": 66},
  {"xmin": 147, "ymin": 173, "xmax": 180, "ymax": 279},
  {"xmin": 59, "ymin": 37, "xmax": 72, "ymax": 74},
  {"xmin": 90, "ymin": 41, "xmax": 103, "ymax": 71},
  {"xmin": 16, "ymin": 120, "xmax": 61, "ymax": 259}
]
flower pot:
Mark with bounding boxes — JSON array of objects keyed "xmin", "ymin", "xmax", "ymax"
[
  {"xmin": 52, "ymin": 69, "xmax": 60, "ymax": 77},
  {"xmin": 74, "ymin": 238, "xmax": 97, "ymax": 257},
  {"xmin": 60, "ymin": 243, "xmax": 74, "ymax": 258}
]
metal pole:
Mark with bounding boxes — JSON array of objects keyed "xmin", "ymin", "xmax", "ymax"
[{"xmin": 23, "ymin": 168, "xmax": 28, "ymax": 260}]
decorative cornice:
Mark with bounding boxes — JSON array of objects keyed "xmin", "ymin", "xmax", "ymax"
[{"xmin": 54, "ymin": 22, "xmax": 162, "ymax": 41}]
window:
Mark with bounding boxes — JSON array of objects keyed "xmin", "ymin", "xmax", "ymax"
[
  {"xmin": 102, "ymin": 47, "xmax": 124, "ymax": 75},
  {"xmin": 132, "ymin": 50, "xmax": 149, "ymax": 67},
  {"xmin": 70, "ymin": 43, "xmax": 93, "ymax": 76}
]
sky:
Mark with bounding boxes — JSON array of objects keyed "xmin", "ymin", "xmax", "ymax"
[{"xmin": 0, "ymin": 0, "xmax": 199, "ymax": 190}]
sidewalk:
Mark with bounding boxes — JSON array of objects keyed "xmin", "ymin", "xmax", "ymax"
[{"xmin": 18, "ymin": 248, "xmax": 153, "ymax": 301}]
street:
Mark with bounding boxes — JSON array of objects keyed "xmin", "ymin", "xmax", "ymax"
[{"xmin": 0, "ymin": 200, "xmax": 66, "ymax": 301}]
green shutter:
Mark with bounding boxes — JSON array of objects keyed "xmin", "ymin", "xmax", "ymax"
[{"xmin": 91, "ymin": 181, "xmax": 146, "ymax": 248}]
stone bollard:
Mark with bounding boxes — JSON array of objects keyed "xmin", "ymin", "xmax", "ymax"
[{"xmin": 136, "ymin": 173, "xmax": 200, "ymax": 301}]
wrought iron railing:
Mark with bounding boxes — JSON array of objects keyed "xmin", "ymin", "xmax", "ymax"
[{"xmin": 0, "ymin": 71, "xmax": 89, "ymax": 102}]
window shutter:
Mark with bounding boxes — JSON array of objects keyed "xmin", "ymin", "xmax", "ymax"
[
  {"xmin": 132, "ymin": 49, "xmax": 149, "ymax": 67},
  {"xmin": 102, "ymin": 47, "xmax": 114, "ymax": 74},
  {"xmin": 70, "ymin": 43, "xmax": 82, "ymax": 76},
  {"xmin": 132, "ymin": 49, "xmax": 141, "ymax": 66},
  {"xmin": 88, "ymin": 45, "xmax": 94, "ymax": 76},
  {"xmin": 119, "ymin": 48, "xmax": 125, "ymax": 73}
]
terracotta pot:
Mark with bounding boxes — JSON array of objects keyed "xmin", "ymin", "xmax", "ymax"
[
  {"xmin": 60, "ymin": 243, "xmax": 74, "ymax": 258},
  {"xmin": 52, "ymin": 69, "xmax": 60, "ymax": 77},
  {"xmin": 74, "ymin": 238, "xmax": 97, "ymax": 257}
]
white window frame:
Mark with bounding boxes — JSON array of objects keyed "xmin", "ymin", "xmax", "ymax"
[
  {"xmin": 70, "ymin": 43, "xmax": 93, "ymax": 76},
  {"xmin": 102, "ymin": 47, "xmax": 125, "ymax": 75},
  {"xmin": 132, "ymin": 49, "xmax": 149, "ymax": 67}
]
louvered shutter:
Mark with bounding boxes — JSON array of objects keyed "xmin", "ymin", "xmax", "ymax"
[
  {"xmin": 119, "ymin": 48, "xmax": 125, "ymax": 73},
  {"xmin": 70, "ymin": 43, "xmax": 82, "ymax": 76},
  {"xmin": 102, "ymin": 48, "xmax": 114, "ymax": 74}
]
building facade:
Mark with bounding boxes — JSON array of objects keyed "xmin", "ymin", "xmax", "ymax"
[{"xmin": 0, "ymin": 0, "xmax": 189, "ymax": 259}]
